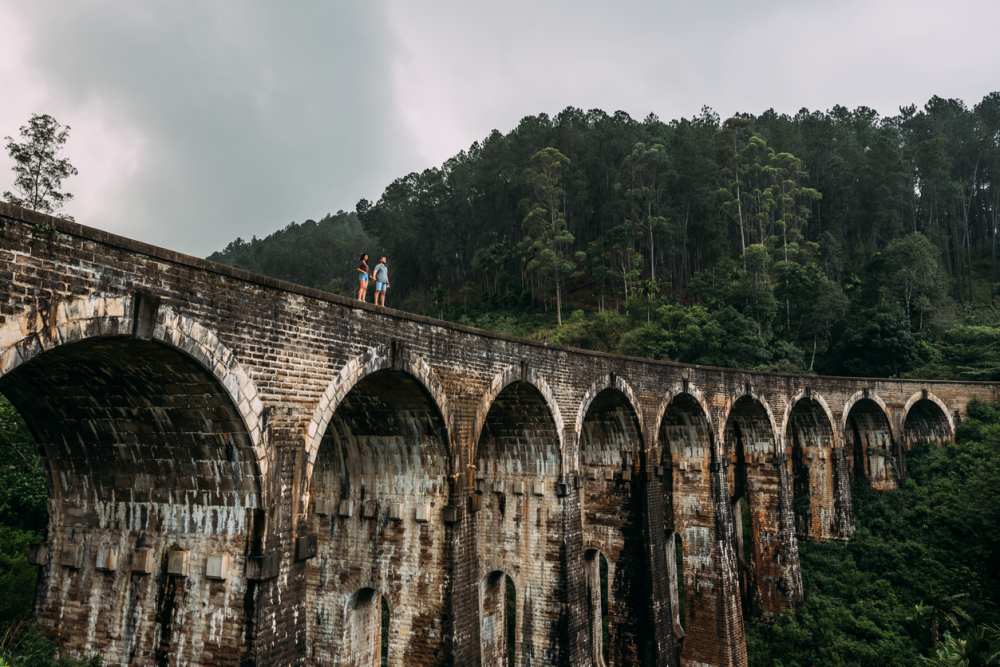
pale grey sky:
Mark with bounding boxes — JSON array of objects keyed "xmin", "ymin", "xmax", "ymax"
[{"xmin": 2, "ymin": 0, "xmax": 998, "ymax": 255}]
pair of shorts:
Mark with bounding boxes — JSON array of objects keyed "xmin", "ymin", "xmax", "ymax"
[
  {"xmin": 358, "ymin": 272, "xmax": 368, "ymax": 284},
  {"xmin": 375, "ymin": 281, "xmax": 387, "ymax": 292}
]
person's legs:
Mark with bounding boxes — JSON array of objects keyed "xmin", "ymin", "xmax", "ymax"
[
  {"xmin": 374, "ymin": 281, "xmax": 385, "ymax": 305},
  {"xmin": 357, "ymin": 277, "xmax": 366, "ymax": 301}
]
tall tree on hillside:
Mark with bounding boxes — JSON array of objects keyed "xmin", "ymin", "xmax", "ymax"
[
  {"xmin": 878, "ymin": 232, "xmax": 949, "ymax": 331},
  {"xmin": 975, "ymin": 93, "xmax": 1000, "ymax": 278},
  {"xmin": 3, "ymin": 113, "xmax": 77, "ymax": 218},
  {"xmin": 719, "ymin": 116, "xmax": 754, "ymax": 259},
  {"xmin": 621, "ymin": 141, "xmax": 670, "ymax": 284},
  {"xmin": 520, "ymin": 147, "xmax": 583, "ymax": 325},
  {"xmin": 770, "ymin": 151, "xmax": 821, "ymax": 261}
]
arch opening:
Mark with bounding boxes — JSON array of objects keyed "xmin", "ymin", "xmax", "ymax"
[
  {"xmin": 656, "ymin": 392, "xmax": 714, "ymax": 660},
  {"xmin": 474, "ymin": 380, "xmax": 560, "ymax": 664},
  {"xmin": 785, "ymin": 398, "xmax": 837, "ymax": 540},
  {"xmin": 0, "ymin": 337, "xmax": 262, "ymax": 664},
  {"xmin": 844, "ymin": 398, "xmax": 898, "ymax": 491},
  {"xmin": 344, "ymin": 588, "xmax": 391, "ymax": 667},
  {"xmin": 480, "ymin": 571, "xmax": 517, "ymax": 667},
  {"xmin": 310, "ymin": 369, "xmax": 449, "ymax": 666},
  {"xmin": 579, "ymin": 387, "xmax": 650, "ymax": 665},
  {"xmin": 903, "ymin": 398, "xmax": 952, "ymax": 449},
  {"xmin": 725, "ymin": 395, "xmax": 794, "ymax": 617},
  {"xmin": 583, "ymin": 549, "xmax": 611, "ymax": 666}
]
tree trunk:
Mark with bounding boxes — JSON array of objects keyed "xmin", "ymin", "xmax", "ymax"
[{"xmin": 555, "ymin": 271, "xmax": 563, "ymax": 326}]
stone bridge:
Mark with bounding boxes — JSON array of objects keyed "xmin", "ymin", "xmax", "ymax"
[{"xmin": 0, "ymin": 202, "xmax": 995, "ymax": 667}]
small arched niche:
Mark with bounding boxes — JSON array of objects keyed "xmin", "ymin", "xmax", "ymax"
[
  {"xmin": 344, "ymin": 588, "xmax": 391, "ymax": 667},
  {"xmin": 480, "ymin": 571, "xmax": 517, "ymax": 667},
  {"xmin": 583, "ymin": 549, "xmax": 611, "ymax": 667}
]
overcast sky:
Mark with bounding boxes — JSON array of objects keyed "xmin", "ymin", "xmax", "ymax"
[{"xmin": 2, "ymin": 1, "xmax": 998, "ymax": 256}]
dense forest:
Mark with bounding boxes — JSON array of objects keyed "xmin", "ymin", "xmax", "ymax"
[
  {"xmin": 748, "ymin": 400, "xmax": 1000, "ymax": 666},
  {"xmin": 212, "ymin": 92, "xmax": 1000, "ymax": 379}
]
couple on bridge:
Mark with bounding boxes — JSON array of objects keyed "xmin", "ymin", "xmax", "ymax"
[{"xmin": 356, "ymin": 253, "xmax": 390, "ymax": 306}]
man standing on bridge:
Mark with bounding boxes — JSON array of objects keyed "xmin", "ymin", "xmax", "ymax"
[{"xmin": 373, "ymin": 255, "xmax": 390, "ymax": 307}]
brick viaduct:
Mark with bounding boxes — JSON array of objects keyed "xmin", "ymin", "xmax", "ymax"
[{"xmin": 0, "ymin": 202, "xmax": 995, "ymax": 666}]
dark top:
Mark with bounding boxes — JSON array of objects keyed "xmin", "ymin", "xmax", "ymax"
[{"xmin": 357, "ymin": 259, "xmax": 369, "ymax": 275}]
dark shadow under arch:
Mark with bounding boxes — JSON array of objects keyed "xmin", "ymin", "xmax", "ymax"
[
  {"xmin": 904, "ymin": 398, "xmax": 952, "ymax": 449},
  {"xmin": 785, "ymin": 397, "xmax": 837, "ymax": 540},
  {"xmin": 844, "ymin": 398, "xmax": 898, "ymax": 491}
]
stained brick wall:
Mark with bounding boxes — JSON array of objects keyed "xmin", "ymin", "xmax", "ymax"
[{"xmin": 1, "ymin": 203, "xmax": 997, "ymax": 666}]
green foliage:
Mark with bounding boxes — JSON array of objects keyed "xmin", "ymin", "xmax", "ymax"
[
  {"xmin": 0, "ymin": 527, "xmax": 39, "ymax": 628},
  {"xmin": 0, "ymin": 398, "xmax": 97, "ymax": 666},
  {"xmin": 208, "ymin": 92, "xmax": 1000, "ymax": 379},
  {"xmin": 0, "ymin": 398, "xmax": 45, "ymax": 532},
  {"xmin": 3, "ymin": 114, "xmax": 77, "ymax": 219},
  {"xmin": 520, "ymin": 147, "xmax": 581, "ymax": 325},
  {"xmin": 747, "ymin": 400, "xmax": 1000, "ymax": 666},
  {"xmin": 209, "ymin": 211, "xmax": 375, "ymax": 299},
  {"xmin": 0, "ymin": 622, "xmax": 100, "ymax": 666}
]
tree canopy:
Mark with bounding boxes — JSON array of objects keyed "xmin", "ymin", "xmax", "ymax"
[{"xmin": 211, "ymin": 92, "xmax": 1000, "ymax": 379}]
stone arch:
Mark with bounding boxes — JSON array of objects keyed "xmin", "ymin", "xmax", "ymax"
[
  {"xmin": 0, "ymin": 294, "xmax": 271, "ymax": 499},
  {"xmin": 720, "ymin": 389, "xmax": 780, "ymax": 455},
  {"xmin": 0, "ymin": 295, "xmax": 267, "ymax": 664},
  {"xmin": 781, "ymin": 390, "xmax": 838, "ymax": 449},
  {"xmin": 841, "ymin": 390, "xmax": 894, "ymax": 440},
  {"xmin": 842, "ymin": 391, "xmax": 898, "ymax": 491},
  {"xmin": 574, "ymin": 374, "xmax": 643, "ymax": 440},
  {"xmin": 303, "ymin": 345, "xmax": 453, "ymax": 498},
  {"xmin": 724, "ymin": 392, "xmax": 800, "ymax": 617},
  {"xmin": 784, "ymin": 392, "xmax": 839, "ymax": 540},
  {"xmin": 473, "ymin": 369, "xmax": 563, "ymax": 664},
  {"xmin": 306, "ymin": 348, "xmax": 452, "ymax": 666},
  {"xmin": 902, "ymin": 390, "xmax": 955, "ymax": 448},
  {"xmin": 652, "ymin": 383, "xmax": 715, "ymax": 461},
  {"xmin": 480, "ymin": 569, "xmax": 518, "ymax": 667},
  {"xmin": 654, "ymin": 389, "xmax": 717, "ymax": 665},
  {"xmin": 578, "ymin": 382, "xmax": 649, "ymax": 664},
  {"xmin": 470, "ymin": 365, "xmax": 565, "ymax": 471}
]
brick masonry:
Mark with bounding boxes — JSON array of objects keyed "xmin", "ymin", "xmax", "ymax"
[{"xmin": 0, "ymin": 202, "xmax": 996, "ymax": 666}]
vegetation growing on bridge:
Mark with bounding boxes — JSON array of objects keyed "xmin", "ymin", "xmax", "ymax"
[
  {"xmin": 747, "ymin": 399, "xmax": 1000, "ymax": 666},
  {"xmin": 211, "ymin": 92, "xmax": 1000, "ymax": 380}
]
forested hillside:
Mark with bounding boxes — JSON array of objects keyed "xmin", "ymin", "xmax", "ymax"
[
  {"xmin": 748, "ymin": 400, "xmax": 1000, "ymax": 666},
  {"xmin": 210, "ymin": 93, "xmax": 1000, "ymax": 379}
]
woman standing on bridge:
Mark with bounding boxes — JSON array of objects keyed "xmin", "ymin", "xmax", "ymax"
[{"xmin": 356, "ymin": 253, "xmax": 370, "ymax": 302}]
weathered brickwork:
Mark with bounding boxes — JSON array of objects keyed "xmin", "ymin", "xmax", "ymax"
[{"xmin": 0, "ymin": 203, "xmax": 996, "ymax": 666}]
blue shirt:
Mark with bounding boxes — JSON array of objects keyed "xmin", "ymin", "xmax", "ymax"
[{"xmin": 373, "ymin": 262, "xmax": 388, "ymax": 283}]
